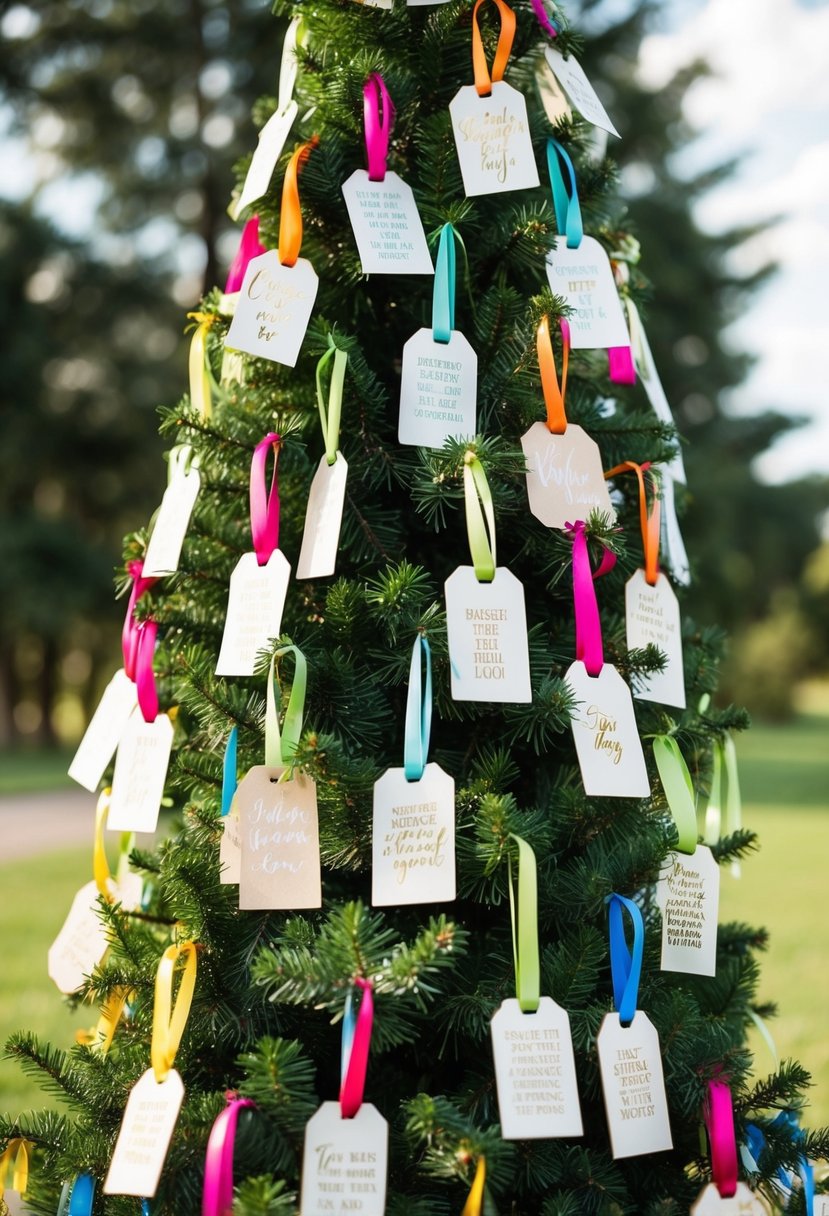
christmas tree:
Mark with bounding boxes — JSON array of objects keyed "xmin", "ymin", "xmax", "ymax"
[{"xmin": 4, "ymin": 0, "xmax": 828, "ymax": 1213}]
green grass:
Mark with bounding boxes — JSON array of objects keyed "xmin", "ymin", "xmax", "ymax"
[{"xmin": 0, "ymin": 747, "xmax": 75, "ymax": 795}]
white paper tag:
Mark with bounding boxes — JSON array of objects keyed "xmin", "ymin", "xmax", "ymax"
[
  {"xmin": 632, "ymin": 320, "xmax": 686, "ymax": 483},
  {"xmin": 691, "ymin": 1182, "xmax": 769, "ymax": 1214},
  {"xmin": 107, "ymin": 711, "xmax": 174, "ymax": 833},
  {"xmin": 237, "ymin": 766, "xmax": 321, "ymax": 910},
  {"xmin": 449, "ymin": 81, "xmax": 540, "ymax": 197},
  {"xmin": 814, "ymin": 1198, "xmax": 829, "ymax": 1216},
  {"xmin": 372, "ymin": 762, "xmax": 455, "ymax": 906},
  {"xmin": 398, "ymin": 328, "xmax": 477, "ymax": 449},
  {"xmin": 297, "ymin": 453, "xmax": 348, "ymax": 580},
  {"xmin": 215, "ymin": 549, "xmax": 291, "ymax": 677},
  {"xmin": 142, "ymin": 462, "xmax": 201, "ymax": 578},
  {"xmin": 660, "ymin": 474, "xmax": 691, "ymax": 586},
  {"xmin": 48, "ymin": 880, "xmax": 109, "ymax": 995},
  {"xmin": 225, "ymin": 251, "xmax": 318, "ymax": 368},
  {"xmin": 545, "ymin": 236, "xmax": 629, "ymax": 350},
  {"xmin": 68, "ymin": 669, "xmax": 138, "ymax": 792},
  {"xmin": 597, "ymin": 1011, "xmax": 672, "ymax": 1159},
  {"xmin": 543, "ymin": 47, "xmax": 619, "ymax": 137},
  {"xmin": 445, "ymin": 566, "xmax": 532, "ymax": 703},
  {"xmin": 565, "ymin": 661, "xmax": 650, "ymax": 798},
  {"xmin": 656, "ymin": 846, "xmax": 719, "ymax": 977},
  {"xmin": 104, "ymin": 1068, "xmax": 185, "ymax": 1197},
  {"xmin": 625, "ymin": 570, "xmax": 685, "ymax": 709},
  {"xmin": 536, "ymin": 55, "xmax": 572, "ymax": 126},
  {"xmin": 341, "ymin": 170, "xmax": 434, "ymax": 276},
  {"xmin": 233, "ymin": 102, "xmax": 299, "ymax": 219},
  {"xmin": 521, "ymin": 421, "xmax": 615, "ymax": 529},
  {"xmin": 300, "ymin": 1101, "xmax": 388, "ymax": 1216},
  {"xmin": 219, "ymin": 806, "xmax": 242, "ymax": 884},
  {"xmin": 490, "ymin": 997, "xmax": 583, "ymax": 1139}
]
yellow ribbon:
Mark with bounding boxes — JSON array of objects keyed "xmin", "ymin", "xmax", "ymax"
[
  {"xmin": 186, "ymin": 312, "xmax": 215, "ymax": 420},
  {"xmin": 0, "ymin": 1138, "xmax": 31, "ymax": 1195},
  {"xmin": 76, "ymin": 987, "xmax": 134, "ymax": 1055},
  {"xmin": 151, "ymin": 941, "xmax": 197, "ymax": 1083},
  {"xmin": 461, "ymin": 1156, "xmax": 486, "ymax": 1216}
]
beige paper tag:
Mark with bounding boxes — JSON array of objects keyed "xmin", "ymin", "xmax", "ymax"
[
  {"xmin": 521, "ymin": 422, "xmax": 615, "ymax": 530},
  {"xmin": 445, "ymin": 566, "xmax": 532, "ymax": 703},
  {"xmin": 142, "ymin": 462, "xmax": 201, "ymax": 578},
  {"xmin": 597, "ymin": 1011, "xmax": 672, "ymax": 1159},
  {"xmin": 545, "ymin": 236, "xmax": 629, "ymax": 350},
  {"xmin": 300, "ymin": 1101, "xmax": 388, "ymax": 1216},
  {"xmin": 656, "ymin": 846, "xmax": 719, "ymax": 977},
  {"xmin": 219, "ymin": 806, "xmax": 241, "ymax": 884},
  {"xmin": 48, "ymin": 880, "xmax": 109, "ymax": 995},
  {"xmin": 107, "ymin": 711, "xmax": 174, "ymax": 833},
  {"xmin": 398, "ymin": 328, "xmax": 477, "ymax": 449},
  {"xmin": 543, "ymin": 47, "xmax": 619, "ymax": 136},
  {"xmin": 104, "ymin": 1068, "xmax": 184, "ymax": 1197},
  {"xmin": 237, "ymin": 765, "xmax": 321, "ymax": 910},
  {"xmin": 68, "ymin": 669, "xmax": 138, "ymax": 792},
  {"xmin": 296, "ymin": 453, "xmax": 348, "ymax": 580},
  {"xmin": 372, "ymin": 763, "xmax": 455, "ymax": 906},
  {"xmin": 225, "ymin": 250, "xmax": 318, "ymax": 368},
  {"xmin": 625, "ymin": 570, "xmax": 686, "ymax": 709},
  {"xmin": 490, "ymin": 997, "xmax": 583, "ymax": 1139},
  {"xmin": 215, "ymin": 549, "xmax": 291, "ymax": 677},
  {"xmin": 691, "ymin": 1182, "xmax": 769, "ymax": 1214},
  {"xmin": 449, "ymin": 81, "xmax": 540, "ymax": 197},
  {"xmin": 341, "ymin": 171, "xmax": 434, "ymax": 275},
  {"xmin": 233, "ymin": 102, "xmax": 299, "ymax": 219},
  {"xmin": 565, "ymin": 661, "xmax": 650, "ymax": 798}
]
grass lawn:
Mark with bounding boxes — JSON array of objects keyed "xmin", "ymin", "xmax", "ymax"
[{"xmin": 0, "ymin": 748, "xmax": 75, "ymax": 795}]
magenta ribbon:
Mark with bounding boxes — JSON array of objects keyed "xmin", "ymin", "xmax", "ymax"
[
  {"xmin": 339, "ymin": 978, "xmax": 374, "ymax": 1119},
  {"xmin": 224, "ymin": 216, "xmax": 266, "ymax": 294},
  {"xmin": 363, "ymin": 73, "xmax": 393, "ymax": 183},
  {"xmin": 567, "ymin": 520, "xmax": 616, "ymax": 676},
  {"xmin": 134, "ymin": 619, "xmax": 159, "ymax": 724},
  {"xmin": 530, "ymin": 0, "xmax": 559, "ymax": 37},
  {"xmin": 608, "ymin": 345, "xmax": 636, "ymax": 385},
  {"xmin": 202, "ymin": 1093, "xmax": 257, "ymax": 1216},
  {"xmin": 121, "ymin": 560, "xmax": 158, "ymax": 680},
  {"xmin": 705, "ymin": 1078, "xmax": 738, "ymax": 1199},
  {"xmin": 249, "ymin": 433, "xmax": 281, "ymax": 566}
]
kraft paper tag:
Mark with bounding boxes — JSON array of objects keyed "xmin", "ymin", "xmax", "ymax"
[
  {"xmin": 225, "ymin": 250, "xmax": 318, "ymax": 368},
  {"xmin": 398, "ymin": 328, "xmax": 477, "ymax": 449},
  {"xmin": 68, "ymin": 670, "xmax": 138, "ymax": 792},
  {"xmin": 296, "ymin": 453, "xmax": 348, "ymax": 580},
  {"xmin": 142, "ymin": 462, "xmax": 201, "ymax": 578},
  {"xmin": 521, "ymin": 421, "xmax": 615, "ymax": 530},
  {"xmin": 625, "ymin": 570, "xmax": 686, "ymax": 709},
  {"xmin": 449, "ymin": 82, "xmax": 540, "ymax": 197},
  {"xmin": 545, "ymin": 236, "xmax": 629, "ymax": 350},
  {"xmin": 656, "ymin": 846, "xmax": 719, "ymax": 977},
  {"xmin": 543, "ymin": 47, "xmax": 619, "ymax": 136},
  {"xmin": 233, "ymin": 102, "xmax": 299, "ymax": 219},
  {"xmin": 215, "ymin": 550, "xmax": 291, "ymax": 677},
  {"xmin": 490, "ymin": 997, "xmax": 583, "ymax": 1139},
  {"xmin": 565, "ymin": 661, "xmax": 650, "ymax": 798},
  {"xmin": 445, "ymin": 566, "xmax": 532, "ymax": 703},
  {"xmin": 372, "ymin": 762, "xmax": 456, "ymax": 906},
  {"xmin": 341, "ymin": 171, "xmax": 433, "ymax": 275},
  {"xmin": 48, "ymin": 881, "xmax": 110, "ymax": 995},
  {"xmin": 300, "ymin": 1101, "xmax": 388, "ymax": 1216},
  {"xmin": 237, "ymin": 765, "xmax": 321, "ymax": 910},
  {"xmin": 104, "ymin": 1068, "xmax": 185, "ymax": 1197},
  {"xmin": 107, "ymin": 711, "xmax": 174, "ymax": 833},
  {"xmin": 219, "ymin": 806, "xmax": 242, "ymax": 884},
  {"xmin": 691, "ymin": 1183, "xmax": 769, "ymax": 1214},
  {"xmin": 597, "ymin": 1011, "xmax": 672, "ymax": 1159}
]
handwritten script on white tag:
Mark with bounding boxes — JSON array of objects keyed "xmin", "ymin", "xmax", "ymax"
[
  {"xmin": 546, "ymin": 236, "xmax": 629, "ymax": 350},
  {"xmin": 445, "ymin": 566, "xmax": 532, "ymax": 703},
  {"xmin": 296, "ymin": 453, "xmax": 348, "ymax": 580},
  {"xmin": 625, "ymin": 569, "xmax": 686, "ymax": 709},
  {"xmin": 521, "ymin": 422, "xmax": 615, "ymax": 530},
  {"xmin": 237, "ymin": 765, "xmax": 321, "ymax": 910},
  {"xmin": 543, "ymin": 47, "xmax": 619, "ymax": 136},
  {"xmin": 68, "ymin": 670, "xmax": 138, "ymax": 792},
  {"xmin": 565, "ymin": 661, "xmax": 649, "ymax": 798},
  {"xmin": 104, "ymin": 1068, "xmax": 184, "ymax": 1197},
  {"xmin": 399, "ymin": 329, "xmax": 477, "ymax": 449},
  {"xmin": 491, "ymin": 997, "xmax": 583, "ymax": 1139},
  {"xmin": 657, "ymin": 846, "xmax": 719, "ymax": 977},
  {"xmin": 300, "ymin": 1101, "xmax": 388, "ymax": 1216},
  {"xmin": 372, "ymin": 763, "xmax": 455, "ymax": 906},
  {"xmin": 342, "ymin": 171, "xmax": 433, "ymax": 275},
  {"xmin": 449, "ymin": 82, "xmax": 539, "ymax": 197},
  {"xmin": 142, "ymin": 461, "xmax": 201, "ymax": 578},
  {"xmin": 48, "ymin": 881, "xmax": 109, "ymax": 995},
  {"xmin": 597, "ymin": 1011, "xmax": 672, "ymax": 1159},
  {"xmin": 215, "ymin": 549, "xmax": 291, "ymax": 677},
  {"xmin": 225, "ymin": 250, "xmax": 318, "ymax": 369},
  {"xmin": 107, "ymin": 711, "xmax": 174, "ymax": 833},
  {"xmin": 691, "ymin": 1182, "xmax": 769, "ymax": 1214}
]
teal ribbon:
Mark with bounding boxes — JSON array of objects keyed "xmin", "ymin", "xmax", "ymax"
[
  {"xmin": 221, "ymin": 725, "xmax": 238, "ymax": 817},
  {"xmin": 607, "ymin": 893, "xmax": 644, "ymax": 1027},
  {"xmin": 68, "ymin": 1174, "xmax": 96, "ymax": 1216},
  {"xmin": 403, "ymin": 635, "xmax": 432, "ymax": 781},
  {"xmin": 432, "ymin": 223, "xmax": 457, "ymax": 344},
  {"xmin": 547, "ymin": 138, "xmax": 583, "ymax": 248}
]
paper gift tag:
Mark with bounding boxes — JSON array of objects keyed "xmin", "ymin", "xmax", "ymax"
[
  {"xmin": 104, "ymin": 1068, "xmax": 184, "ymax": 1197},
  {"xmin": 543, "ymin": 47, "xmax": 619, "ymax": 137},
  {"xmin": 372, "ymin": 762, "xmax": 455, "ymax": 906},
  {"xmin": 48, "ymin": 881, "xmax": 109, "ymax": 995},
  {"xmin": 521, "ymin": 421, "xmax": 615, "ymax": 529},
  {"xmin": 237, "ymin": 765, "xmax": 321, "ymax": 910},
  {"xmin": 225, "ymin": 250, "xmax": 318, "ymax": 369},
  {"xmin": 341, "ymin": 171, "xmax": 433, "ymax": 275},
  {"xmin": 625, "ymin": 570, "xmax": 686, "ymax": 709},
  {"xmin": 490, "ymin": 997, "xmax": 583, "ymax": 1139},
  {"xmin": 659, "ymin": 474, "xmax": 691, "ymax": 587},
  {"xmin": 445, "ymin": 566, "xmax": 532, "ymax": 703},
  {"xmin": 296, "ymin": 453, "xmax": 348, "ymax": 580},
  {"xmin": 545, "ymin": 237, "xmax": 629, "ymax": 350},
  {"xmin": 814, "ymin": 1198, "xmax": 829, "ymax": 1216},
  {"xmin": 633, "ymin": 321, "xmax": 686, "ymax": 483},
  {"xmin": 215, "ymin": 550, "xmax": 291, "ymax": 677},
  {"xmin": 300, "ymin": 1101, "xmax": 388, "ymax": 1216},
  {"xmin": 233, "ymin": 102, "xmax": 299, "ymax": 219},
  {"xmin": 565, "ymin": 661, "xmax": 649, "ymax": 798},
  {"xmin": 219, "ymin": 806, "xmax": 241, "ymax": 884},
  {"xmin": 597, "ymin": 1011, "xmax": 672, "ymax": 1159},
  {"xmin": 398, "ymin": 328, "xmax": 477, "ymax": 449},
  {"xmin": 68, "ymin": 670, "xmax": 138, "ymax": 792},
  {"xmin": 691, "ymin": 1182, "xmax": 769, "ymax": 1214},
  {"xmin": 656, "ymin": 846, "xmax": 719, "ymax": 977},
  {"xmin": 142, "ymin": 461, "xmax": 201, "ymax": 578},
  {"xmin": 107, "ymin": 711, "xmax": 174, "ymax": 833},
  {"xmin": 449, "ymin": 82, "xmax": 539, "ymax": 197}
]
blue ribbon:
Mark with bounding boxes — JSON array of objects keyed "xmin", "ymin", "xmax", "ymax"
[
  {"xmin": 67, "ymin": 1174, "xmax": 95, "ymax": 1216},
  {"xmin": 340, "ymin": 988, "xmax": 357, "ymax": 1088},
  {"xmin": 432, "ymin": 224, "xmax": 457, "ymax": 344},
  {"xmin": 142, "ymin": 1200, "xmax": 152, "ymax": 1216},
  {"xmin": 606, "ymin": 893, "xmax": 643, "ymax": 1026},
  {"xmin": 547, "ymin": 138, "xmax": 583, "ymax": 249},
  {"xmin": 403, "ymin": 635, "xmax": 432, "ymax": 781},
  {"xmin": 744, "ymin": 1114, "xmax": 815, "ymax": 1208},
  {"xmin": 221, "ymin": 724, "xmax": 238, "ymax": 817}
]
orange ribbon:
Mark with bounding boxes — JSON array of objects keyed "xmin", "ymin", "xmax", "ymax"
[
  {"xmin": 472, "ymin": 0, "xmax": 516, "ymax": 97},
  {"xmin": 605, "ymin": 460, "xmax": 660, "ymax": 585},
  {"xmin": 278, "ymin": 139, "xmax": 317, "ymax": 268},
  {"xmin": 537, "ymin": 315, "xmax": 569, "ymax": 434}
]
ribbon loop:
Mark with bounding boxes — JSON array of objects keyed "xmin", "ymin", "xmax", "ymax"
[
  {"xmin": 316, "ymin": 341, "xmax": 348, "ymax": 466},
  {"xmin": 186, "ymin": 313, "xmax": 215, "ymax": 420},
  {"xmin": 604, "ymin": 460, "xmax": 660, "ymax": 585},
  {"xmin": 67, "ymin": 1172, "xmax": 96, "ymax": 1216},
  {"xmin": 221, "ymin": 725, "xmax": 238, "ymax": 817},
  {"xmin": 363, "ymin": 73, "xmax": 394, "ymax": 182},
  {"xmin": 265, "ymin": 645, "xmax": 308, "ymax": 767},
  {"xmin": 652, "ymin": 736, "xmax": 697, "ymax": 855},
  {"xmin": 203, "ymin": 1094, "xmax": 257, "ymax": 1216},
  {"xmin": 93, "ymin": 787, "xmax": 133, "ymax": 903},
  {"xmin": 250, "ymin": 432, "xmax": 282, "ymax": 566},
  {"xmin": 134, "ymin": 618, "xmax": 159, "ymax": 724},
  {"xmin": 568, "ymin": 520, "xmax": 615, "ymax": 676},
  {"xmin": 339, "ymin": 977, "xmax": 374, "ymax": 1118},
  {"xmin": 472, "ymin": 0, "xmax": 516, "ymax": 97},
  {"xmin": 225, "ymin": 215, "xmax": 267, "ymax": 295},
  {"xmin": 530, "ymin": 0, "xmax": 559, "ymax": 37},
  {"xmin": 432, "ymin": 223, "xmax": 458, "ymax": 344},
  {"xmin": 537, "ymin": 315, "xmax": 569, "ymax": 434},
  {"xmin": 704, "ymin": 1078, "xmax": 738, "ymax": 1199},
  {"xmin": 606, "ymin": 892, "xmax": 643, "ymax": 1027},
  {"xmin": 0, "ymin": 1139, "xmax": 30, "ymax": 1196},
  {"xmin": 278, "ymin": 139, "xmax": 316, "ymax": 268},
  {"xmin": 547, "ymin": 138, "xmax": 583, "ymax": 249},
  {"xmin": 403, "ymin": 635, "xmax": 432, "ymax": 782},
  {"xmin": 508, "ymin": 835, "xmax": 540, "ymax": 1013},
  {"xmin": 463, "ymin": 452, "xmax": 497, "ymax": 583},
  {"xmin": 461, "ymin": 1157, "xmax": 486, "ymax": 1216},
  {"xmin": 151, "ymin": 940, "xmax": 198, "ymax": 1084},
  {"xmin": 122, "ymin": 560, "xmax": 158, "ymax": 680}
]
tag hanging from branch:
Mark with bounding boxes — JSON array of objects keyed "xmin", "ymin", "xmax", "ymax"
[
  {"xmin": 297, "ymin": 340, "xmax": 350, "ymax": 579},
  {"xmin": 623, "ymin": 298, "xmax": 687, "ymax": 483},
  {"xmin": 542, "ymin": 44, "xmax": 619, "ymax": 136},
  {"xmin": 142, "ymin": 444, "xmax": 201, "ymax": 578}
]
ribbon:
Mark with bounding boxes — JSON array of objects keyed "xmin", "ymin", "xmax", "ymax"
[
  {"xmin": 134, "ymin": 618, "xmax": 159, "ymax": 724},
  {"xmin": 463, "ymin": 452, "xmax": 497, "ymax": 584},
  {"xmin": 404, "ymin": 635, "xmax": 432, "ymax": 782},
  {"xmin": 652, "ymin": 736, "xmax": 697, "ymax": 855},
  {"xmin": 537, "ymin": 315, "xmax": 569, "ymax": 434},
  {"xmin": 547, "ymin": 138, "xmax": 583, "ymax": 249},
  {"xmin": 606, "ymin": 892, "xmax": 643, "ymax": 1027},
  {"xmin": 703, "ymin": 739, "xmax": 740, "ymax": 851},
  {"xmin": 530, "ymin": 0, "xmax": 559, "ymax": 37},
  {"xmin": 461, "ymin": 1157, "xmax": 486, "ymax": 1216},
  {"xmin": 186, "ymin": 313, "xmax": 215, "ymax": 420},
  {"xmin": 363, "ymin": 73, "xmax": 393, "ymax": 182},
  {"xmin": 93, "ymin": 787, "xmax": 135, "ymax": 902},
  {"xmin": 265, "ymin": 645, "xmax": 308, "ymax": 767},
  {"xmin": 339, "ymin": 977, "xmax": 374, "ymax": 1118},
  {"xmin": 508, "ymin": 835, "xmax": 540, "ymax": 1013},
  {"xmin": 0, "ymin": 1139, "xmax": 30, "ymax": 1195},
  {"xmin": 278, "ymin": 139, "xmax": 316, "ymax": 268},
  {"xmin": 225, "ymin": 215, "xmax": 267, "ymax": 294},
  {"xmin": 773, "ymin": 1111, "xmax": 815, "ymax": 1210},
  {"xmin": 76, "ymin": 986, "xmax": 133, "ymax": 1055},
  {"xmin": 704, "ymin": 1078, "xmax": 738, "ymax": 1199},
  {"xmin": 67, "ymin": 1172, "xmax": 96, "ymax": 1216},
  {"xmin": 471, "ymin": 0, "xmax": 516, "ymax": 97},
  {"xmin": 121, "ymin": 560, "xmax": 158, "ymax": 680},
  {"xmin": 567, "ymin": 520, "xmax": 616, "ymax": 676},
  {"xmin": 221, "ymin": 725, "xmax": 238, "ymax": 817},
  {"xmin": 151, "ymin": 940, "xmax": 198, "ymax": 1084},
  {"xmin": 432, "ymin": 223, "xmax": 458, "ymax": 344},
  {"xmin": 723, "ymin": 735, "xmax": 742, "ymax": 878},
  {"xmin": 202, "ymin": 1094, "xmax": 257, "ymax": 1216},
  {"xmin": 608, "ymin": 344, "xmax": 636, "ymax": 386},
  {"xmin": 250, "ymin": 432, "xmax": 282, "ymax": 566},
  {"xmin": 316, "ymin": 340, "xmax": 348, "ymax": 466},
  {"xmin": 604, "ymin": 460, "xmax": 660, "ymax": 585}
]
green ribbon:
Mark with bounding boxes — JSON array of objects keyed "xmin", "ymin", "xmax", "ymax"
[
  {"xmin": 508, "ymin": 834, "xmax": 540, "ymax": 1013},
  {"xmin": 315, "ymin": 339, "xmax": 348, "ymax": 466},
  {"xmin": 652, "ymin": 735, "xmax": 697, "ymax": 855},
  {"xmin": 265, "ymin": 645, "xmax": 308, "ymax": 767},
  {"xmin": 463, "ymin": 452, "xmax": 496, "ymax": 583},
  {"xmin": 703, "ymin": 740, "xmax": 723, "ymax": 846}
]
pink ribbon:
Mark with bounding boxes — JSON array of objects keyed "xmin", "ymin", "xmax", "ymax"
[
  {"xmin": 202, "ymin": 1093, "xmax": 257, "ymax": 1216},
  {"xmin": 339, "ymin": 978, "xmax": 374, "ymax": 1119},
  {"xmin": 122, "ymin": 560, "xmax": 158, "ymax": 680},
  {"xmin": 567, "ymin": 521, "xmax": 616, "ymax": 676},
  {"xmin": 224, "ymin": 216, "xmax": 266, "ymax": 294},
  {"xmin": 530, "ymin": 0, "xmax": 559, "ymax": 38},
  {"xmin": 134, "ymin": 619, "xmax": 159, "ymax": 724},
  {"xmin": 363, "ymin": 74, "xmax": 393, "ymax": 183},
  {"xmin": 249, "ymin": 433, "xmax": 281, "ymax": 566},
  {"xmin": 704, "ymin": 1078, "xmax": 738, "ymax": 1199},
  {"xmin": 608, "ymin": 346, "xmax": 636, "ymax": 385}
]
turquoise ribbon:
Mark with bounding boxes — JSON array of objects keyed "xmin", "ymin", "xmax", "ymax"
[
  {"xmin": 68, "ymin": 1174, "xmax": 95, "ymax": 1216},
  {"xmin": 547, "ymin": 138, "xmax": 583, "ymax": 248},
  {"xmin": 432, "ymin": 223, "xmax": 457, "ymax": 344},
  {"xmin": 221, "ymin": 725, "xmax": 238, "ymax": 817},
  {"xmin": 403, "ymin": 635, "xmax": 432, "ymax": 781},
  {"xmin": 607, "ymin": 893, "xmax": 644, "ymax": 1027},
  {"xmin": 340, "ymin": 988, "xmax": 356, "ymax": 1087}
]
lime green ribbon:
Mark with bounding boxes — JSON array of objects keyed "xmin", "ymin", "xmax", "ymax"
[
  {"xmin": 652, "ymin": 735, "xmax": 698, "ymax": 855},
  {"xmin": 316, "ymin": 339, "xmax": 348, "ymax": 466},
  {"xmin": 703, "ymin": 740, "xmax": 724, "ymax": 846},
  {"xmin": 508, "ymin": 834, "xmax": 540, "ymax": 1013},
  {"xmin": 265, "ymin": 645, "xmax": 308, "ymax": 767},
  {"xmin": 723, "ymin": 734, "xmax": 742, "ymax": 876},
  {"xmin": 463, "ymin": 451, "xmax": 496, "ymax": 583},
  {"xmin": 167, "ymin": 443, "xmax": 199, "ymax": 484}
]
